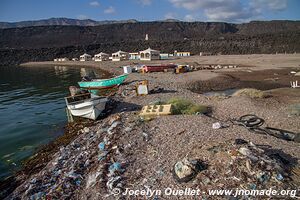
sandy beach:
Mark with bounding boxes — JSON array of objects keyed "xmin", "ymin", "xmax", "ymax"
[{"xmin": 5, "ymin": 54, "xmax": 300, "ymax": 199}]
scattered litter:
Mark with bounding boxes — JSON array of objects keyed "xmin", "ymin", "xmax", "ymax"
[
  {"xmin": 276, "ymin": 173, "xmax": 284, "ymax": 181},
  {"xmin": 109, "ymin": 162, "xmax": 125, "ymax": 174},
  {"xmin": 98, "ymin": 142, "xmax": 105, "ymax": 151},
  {"xmin": 136, "ymin": 80, "xmax": 149, "ymax": 96}
]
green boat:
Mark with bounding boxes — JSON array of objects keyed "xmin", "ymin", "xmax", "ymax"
[{"xmin": 78, "ymin": 74, "xmax": 128, "ymax": 94}]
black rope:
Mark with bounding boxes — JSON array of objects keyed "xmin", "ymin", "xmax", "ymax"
[
  {"xmin": 209, "ymin": 114, "xmax": 299, "ymax": 142},
  {"xmin": 232, "ymin": 115, "xmax": 299, "ymax": 142}
]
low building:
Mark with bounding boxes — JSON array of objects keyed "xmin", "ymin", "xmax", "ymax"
[
  {"xmin": 140, "ymin": 47, "xmax": 160, "ymax": 61},
  {"xmin": 72, "ymin": 58, "xmax": 78, "ymax": 61},
  {"xmin": 55, "ymin": 57, "xmax": 69, "ymax": 61},
  {"xmin": 129, "ymin": 52, "xmax": 140, "ymax": 60},
  {"xmin": 80, "ymin": 53, "xmax": 92, "ymax": 61},
  {"xmin": 199, "ymin": 52, "xmax": 212, "ymax": 56},
  {"xmin": 160, "ymin": 53, "xmax": 169, "ymax": 60},
  {"xmin": 60, "ymin": 57, "xmax": 69, "ymax": 61},
  {"xmin": 112, "ymin": 50, "xmax": 129, "ymax": 61},
  {"xmin": 94, "ymin": 52, "xmax": 110, "ymax": 61},
  {"xmin": 174, "ymin": 51, "xmax": 190, "ymax": 57}
]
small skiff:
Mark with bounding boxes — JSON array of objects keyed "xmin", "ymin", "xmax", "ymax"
[{"xmin": 65, "ymin": 93, "xmax": 107, "ymax": 120}]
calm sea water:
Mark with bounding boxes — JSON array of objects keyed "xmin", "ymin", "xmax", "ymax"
[{"xmin": 0, "ymin": 65, "xmax": 109, "ymax": 180}]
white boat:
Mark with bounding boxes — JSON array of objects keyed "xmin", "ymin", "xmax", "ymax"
[{"xmin": 65, "ymin": 93, "xmax": 108, "ymax": 120}]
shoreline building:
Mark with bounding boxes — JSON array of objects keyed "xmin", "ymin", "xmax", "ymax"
[
  {"xmin": 129, "ymin": 52, "xmax": 140, "ymax": 60},
  {"xmin": 112, "ymin": 50, "xmax": 129, "ymax": 61},
  {"xmin": 94, "ymin": 52, "xmax": 110, "ymax": 61},
  {"xmin": 140, "ymin": 47, "xmax": 160, "ymax": 61},
  {"xmin": 199, "ymin": 52, "xmax": 212, "ymax": 56},
  {"xmin": 174, "ymin": 50, "xmax": 190, "ymax": 57},
  {"xmin": 80, "ymin": 53, "xmax": 92, "ymax": 61}
]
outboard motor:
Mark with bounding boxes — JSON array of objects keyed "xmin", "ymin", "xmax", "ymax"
[
  {"xmin": 69, "ymin": 86, "xmax": 81, "ymax": 96},
  {"xmin": 82, "ymin": 76, "xmax": 92, "ymax": 81}
]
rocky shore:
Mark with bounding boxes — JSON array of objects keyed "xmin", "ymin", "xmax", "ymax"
[{"xmin": 3, "ymin": 54, "xmax": 300, "ymax": 199}]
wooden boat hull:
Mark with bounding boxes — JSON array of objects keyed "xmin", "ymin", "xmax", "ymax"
[
  {"xmin": 142, "ymin": 64, "xmax": 177, "ymax": 73},
  {"xmin": 65, "ymin": 94, "xmax": 107, "ymax": 120},
  {"xmin": 78, "ymin": 74, "xmax": 128, "ymax": 88}
]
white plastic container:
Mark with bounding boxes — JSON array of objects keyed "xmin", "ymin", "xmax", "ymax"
[{"xmin": 123, "ymin": 66, "xmax": 132, "ymax": 74}]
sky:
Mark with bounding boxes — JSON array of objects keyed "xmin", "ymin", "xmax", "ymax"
[{"xmin": 0, "ymin": 0, "xmax": 299, "ymax": 23}]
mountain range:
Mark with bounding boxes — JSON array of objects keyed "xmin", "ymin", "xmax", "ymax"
[{"xmin": 0, "ymin": 18, "xmax": 177, "ymax": 29}]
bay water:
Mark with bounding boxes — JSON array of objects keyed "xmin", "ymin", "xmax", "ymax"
[{"xmin": 0, "ymin": 65, "xmax": 109, "ymax": 180}]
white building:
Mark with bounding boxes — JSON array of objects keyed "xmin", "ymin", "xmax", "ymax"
[
  {"xmin": 94, "ymin": 52, "xmax": 110, "ymax": 61},
  {"xmin": 112, "ymin": 50, "xmax": 129, "ymax": 61},
  {"xmin": 129, "ymin": 52, "xmax": 140, "ymax": 60},
  {"xmin": 140, "ymin": 47, "xmax": 160, "ymax": 61},
  {"xmin": 174, "ymin": 51, "xmax": 190, "ymax": 57},
  {"xmin": 60, "ymin": 57, "xmax": 69, "ymax": 61},
  {"xmin": 80, "ymin": 53, "xmax": 92, "ymax": 61},
  {"xmin": 199, "ymin": 52, "xmax": 212, "ymax": 56}
]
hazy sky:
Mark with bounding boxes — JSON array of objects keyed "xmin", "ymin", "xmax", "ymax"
[{"xmin": 0, "ymin": 0, "xmax": 299, "ymax": 23}]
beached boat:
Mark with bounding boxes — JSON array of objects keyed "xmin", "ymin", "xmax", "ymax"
[
  {"xmin": 142, "ymin": 64, "xmax": 177, "ymax": 73},
  {"xmin": 78, "ymin": 74, "xmax": 128, "ymax": 94},
  {"xmin": 65, "ymin": 93, "xmax": 108, "ymax": 120}
]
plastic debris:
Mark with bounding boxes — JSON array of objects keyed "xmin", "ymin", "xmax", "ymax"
[
  {"xmin": 107, "ymin": 121, "xmax": 121, "ymax": 135},
  {"xmin": 276, "ymin": 173, "xmax": 284, "ymax": 181},
  {"xmin": 98, "ymin": 142, "xmax": 105, "ymax": 151},
  {"xmin": 109, "ymin": 162, "xmax": 124, "ymax": 174},
  {"xmin": 212, "ymin": 122, "xmax": 222, "ymax": 129}
]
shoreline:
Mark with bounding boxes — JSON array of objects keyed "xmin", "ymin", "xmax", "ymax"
[{"xmin": 2, "ymin": 54, "xmax": 300, "ymax": 199}]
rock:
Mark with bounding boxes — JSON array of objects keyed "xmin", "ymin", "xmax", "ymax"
[
  {"xmin": 83, "ymin": 127, "xmax": 89, "ymax": 133},
  {"xmin": 142, "ymin": 132, "xmax": 149, "ymax": 141},
  {"xmin": 173, "ymin": 159, "xmax": 206, "ymax": 183},
  {"xmin": 212, "ymin": 122, "xmax": 222, "ymax": 129},
  {"xmin": 124, "ymin": 127, "xmax": 132, "ymax": 132}
]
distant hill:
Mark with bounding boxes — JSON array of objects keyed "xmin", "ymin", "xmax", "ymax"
[
  {"xmin": 0, "ymin": 19, "xmax": 299, "ymax": 65},
  {"xmin": 0, "ymin": 18, "xmax": 139, "ymax": 29}
]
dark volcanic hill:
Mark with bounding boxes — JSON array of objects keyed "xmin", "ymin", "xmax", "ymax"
[{"xmin": 0, "ymin": 19, "xmax": 299, "ymax": 65}]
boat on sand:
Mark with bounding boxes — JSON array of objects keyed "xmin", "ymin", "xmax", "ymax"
[{"xmin": 78, "ymin": 74, "xmax": 128, "ymax": 94}]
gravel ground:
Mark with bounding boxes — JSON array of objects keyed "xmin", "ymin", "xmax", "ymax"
[{"xmin": 8, "ymin": 54, "xmax": 300, "ymax": 199}]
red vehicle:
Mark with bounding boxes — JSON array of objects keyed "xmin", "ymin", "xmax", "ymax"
[{"xmin": 142, "ymin": 64, "xmax": 177, "ymax": 73}]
